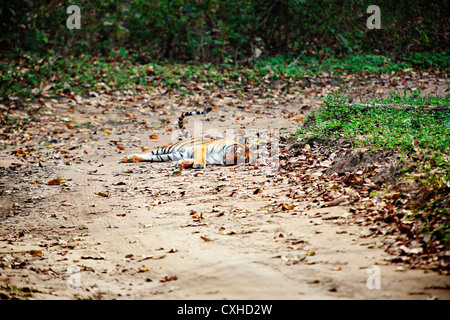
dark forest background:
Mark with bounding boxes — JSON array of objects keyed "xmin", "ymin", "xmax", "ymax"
[{"xmin": 1, "ymin": 0, "xmax": 448, "ymax": 62}]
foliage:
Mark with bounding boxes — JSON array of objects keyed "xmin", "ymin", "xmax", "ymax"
[
  {"xmin": 297, "ymin": 90, "xmax": 450, "ymax": 243},
  {"xmin": 303, "ymin": 90, "xmax": 450, "ymax": 153},
  {"xmin": 1, "ymin": 0, "xmax": 448, "ymax": 62},
  {"xmin": 3, "ymin": 51, "xmax": 448, "ymax": 103}
]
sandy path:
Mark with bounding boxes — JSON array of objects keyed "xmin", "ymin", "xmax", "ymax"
[{"xmin": 0, "ymin": 75, "xmax": 449, "ymax": 300}]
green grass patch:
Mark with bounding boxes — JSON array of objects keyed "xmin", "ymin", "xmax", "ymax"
[
  {"xmin": 297, "ymin": 90, "xmax": 450, "ymax": 243},
  {"xmin": 300, "ymin": 90, "xmax": 450, "ymax": 155}
]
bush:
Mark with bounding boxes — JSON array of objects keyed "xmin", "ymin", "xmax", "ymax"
[{"xmin": 1, "ymin": 0, "xmax": 448, "ymax": 62}]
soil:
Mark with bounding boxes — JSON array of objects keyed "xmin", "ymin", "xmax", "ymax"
[{"xmin": 0, "ymin": 73, "xmax": 449, "ymax": 300}]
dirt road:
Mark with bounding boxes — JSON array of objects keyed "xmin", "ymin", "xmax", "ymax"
[{"xmin": 0, "ymin": 74, "xmax": 449, "ymax": 299}]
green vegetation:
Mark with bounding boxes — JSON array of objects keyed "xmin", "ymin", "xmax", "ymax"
[
  {"xmin": 2, "ymin": 52, "xmax": 448, "ymax": 103},
  {"xmin": 297, "ymin": 90, "xmax": 450, "ymax": 243},
  {"xmin": 1, "ymin": 1, "xmax": 446, "ymax": 61},
  {"xmin": 301, "ymin": 90, "xmax": 450, "ymax": 154}
]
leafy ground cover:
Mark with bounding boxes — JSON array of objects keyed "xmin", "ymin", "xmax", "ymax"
[
  {"xmin": 296, "ymin": 90, "xmax": 450, "ymax": 254},
  {"xmin": 1, "ymin": 52, "xmax": 448, "ymax": 103}
]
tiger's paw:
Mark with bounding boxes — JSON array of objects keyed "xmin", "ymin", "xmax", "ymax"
[{"xmin": 119, "ymin": 155, "xmax": 144, "ymax": 163}]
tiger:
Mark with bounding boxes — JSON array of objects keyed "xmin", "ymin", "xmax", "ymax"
[{"xmin": 119, "ymin": 107, "xmax": 252, "ymax": 172}]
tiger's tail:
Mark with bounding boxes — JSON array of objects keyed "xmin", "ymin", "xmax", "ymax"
[{"xmin": 177, "ymin": 107, "xmax": 212, "ymax": 140}]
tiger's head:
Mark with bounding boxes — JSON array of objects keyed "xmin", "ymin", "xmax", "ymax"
[{"xmin": 224, "ymin": 142, "xmax": 253, "ymax": 165}]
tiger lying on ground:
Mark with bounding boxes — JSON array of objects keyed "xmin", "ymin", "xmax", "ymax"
[{"xmin": 119, "ymin": 107, "xmax": 252, "ymax": 172}]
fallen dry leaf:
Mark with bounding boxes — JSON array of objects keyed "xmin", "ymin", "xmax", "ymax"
[
  {"xmin": 48, "ymin": 178, "xmax": 67, "ymax": 185},
  {"xmin": 29, "ymin": 250, "xmax": 43, "ymax": 256},
  {"xmin": 13, "ymin": 149, "xmax": 25, "ymax": 155},
  {"xmin": 253, "ymin": 187, "xmax": 263, "ymax": 194},
  {"xmin": 150, "ymin": 134, "xmax": 159, "ymax": 139},
  {"xmin": 117, "ymin": 145, "xmax": 125, "ymax": 150},
  {"xmin": 281, "ymin": 203, "xmax": 295, "ymax": 210},
  {"xmin": 200, "ymin": 235, "xmax": 213, "ymax": 242},
  {"xmin": 160, "ymin": 274, "xmax": 178, "ymax": 282},
  {"xmin": 138, "ymin": 266, "xmax": 149, "ymax": 273}
]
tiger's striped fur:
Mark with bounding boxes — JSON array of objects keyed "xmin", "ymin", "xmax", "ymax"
[{"xmin": 119, "ymin": 108, "xmax": 252, "ymax": 170}]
